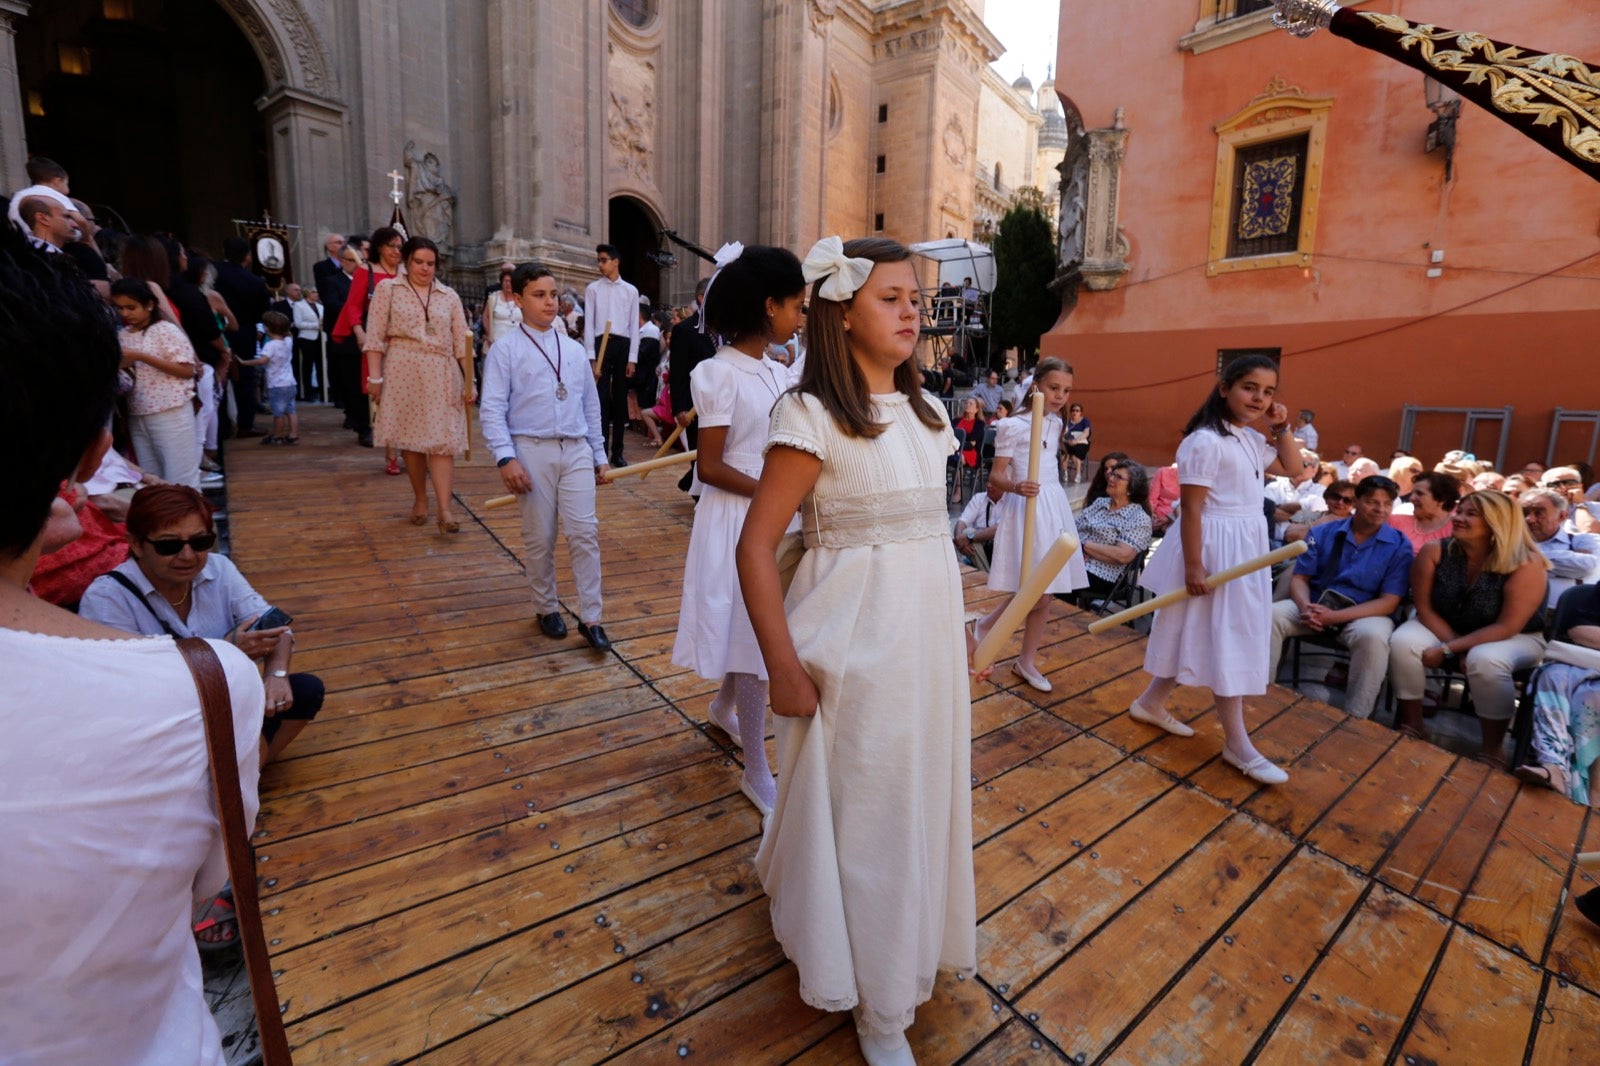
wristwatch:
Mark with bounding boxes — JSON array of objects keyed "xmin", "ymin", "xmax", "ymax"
[
  {"xmin": 497, "ymin": 456, "xmax": 514, "ymax": 468},
  {"xmin": 269, "ymin": 669, "xmax": 289, "ymax": 678}
]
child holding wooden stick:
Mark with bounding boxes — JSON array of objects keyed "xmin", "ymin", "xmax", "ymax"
[
  {"xmin": 968, "ymin": 358, "xmax": 1088, "ymax": 692},
  {"xmin": 1129, "ymin": 354, "xmax": 1303, "ymax": 784},
  {"xmin": 671, "ymin": 244, "xmax": 805, "ymax": 817},
  {"xmin": 737, "ymin": 236, "xmax": 974, "ymax": 1066}
]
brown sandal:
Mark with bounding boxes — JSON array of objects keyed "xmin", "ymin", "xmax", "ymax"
[{"xmin": 1397, "ymin": 723, "xmax": 1428, "ymax": 741}]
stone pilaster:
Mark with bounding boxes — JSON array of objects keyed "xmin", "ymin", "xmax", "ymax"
[
  {"xmin": 1080, "ymin": 113, "xmax": 1130, "ymax": 292},
  {"xmin": 0, "ymin": 0, "xmax": 31, "ymax": 193}
]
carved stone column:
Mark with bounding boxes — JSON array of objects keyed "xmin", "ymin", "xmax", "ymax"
[
  {"xmin": 1079, "ymin": 113, "xmax": 1130, "ymax": 292},
  {"xmin": 484, "ymin": 0, "xmax": 536, "ymax": 262},
  {"xmin": 0, "ymin": 0, "xmax": 31, "ymax": 193}
]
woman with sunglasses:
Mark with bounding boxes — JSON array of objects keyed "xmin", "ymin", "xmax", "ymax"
[{"xmin": 80, "ymin": 485, "xmax": 323, "ymax": 769}]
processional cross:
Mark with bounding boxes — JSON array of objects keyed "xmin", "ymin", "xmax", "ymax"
[{"xmin": 387, "ymin": 169, "xmax": 406, "ymax": 205}]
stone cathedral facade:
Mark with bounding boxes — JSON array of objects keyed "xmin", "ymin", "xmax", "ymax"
[{"xmin": 4, "ymin": 0, "xmax": 1064, "ymax": 307}]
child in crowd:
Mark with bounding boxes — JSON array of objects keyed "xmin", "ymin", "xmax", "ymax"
[
  {"xmin": 1128, "ymin": 354, "xmax": 1304, "ymax": 784},
  {"xmin": 480, "ymin": 263, "xmax": 615, "ymax": 652},
  {"xmin": 245, "ymin": 311, "xmax": 299, "ymax": 445},
  {"xmin": 737, "ymin": 236, "xmax": 975, "ymax": 1066},
  {"xmin": 672, "ymin": 244, "xmax": 806, "ymax": 817},
  {"xmin": 108, "ymin": 277, "xmax": 201, "ymax": 488},
  {"xmin": 968, "ymin": 358, "xmax": 1088, "ymax": 692}
]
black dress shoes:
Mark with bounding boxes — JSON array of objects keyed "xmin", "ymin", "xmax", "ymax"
[
  {"xmin": 577, "ymin": 622, "xmax": 612, "ymax": 652},
  {"xmin": 1578, "ymin": 886, "xmax": 1600, "ymax": 929},
  {"xmin": 537, "ymin": 612, "xmax": 567, "ymax": 639}
]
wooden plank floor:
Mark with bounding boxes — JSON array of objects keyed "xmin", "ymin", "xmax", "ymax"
[{"xmin": 229, "ymin": 407, "xmax": 1600, "ymax": 1064}]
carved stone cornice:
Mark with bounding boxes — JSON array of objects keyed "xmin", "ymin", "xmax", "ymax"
[{"xmin": 213, "ymin": 0, "xmax": 337, "ymax": 96}]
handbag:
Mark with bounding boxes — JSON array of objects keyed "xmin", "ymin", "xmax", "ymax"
[{"xmin": 175, "ymin": 638, "xmax": 293, "ymax": 1066}]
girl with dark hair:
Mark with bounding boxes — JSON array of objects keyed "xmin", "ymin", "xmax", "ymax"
[
  {"xmin": 110, "ymin": 278, "xmax": 201, "ymax": 488},
  {"xmin": 365, "ymin": 236, "xmax": 474, "ymax": 531},
  {"xmin": 1127, "ymin": 355, "xmax": 1304, "ymax": 785},
  {"xmin": 736, "ymin": 236, "xmax": 974, "ymax": 1065},
  {"xmin": 115, "ymin": 233, "xmax": 180, "ymax": 322},
  {"xmin": 671, "ymin": 244, "xmax": 806, "ymax": 818},
  {"xmin": 969, "ymin": 357, "xmax": 1089, "ymax": 691}
]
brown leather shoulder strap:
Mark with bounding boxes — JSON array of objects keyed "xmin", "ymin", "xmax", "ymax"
[{"xmin": 176, "ymin": 637, "xmax": 293, "ymax": 1066}]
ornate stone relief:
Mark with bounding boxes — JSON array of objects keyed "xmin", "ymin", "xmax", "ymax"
[
  {"xmin": 213, "ymin": 0, "xmax": 337, "ymax": 96},
  {"xmin": 607, "ymin": 45, "xmax": 657, "ymax": 184},
  {"xmin": 942, "ymin": 114, "xmax": 968, "ymax": 167},
  {"xmin": 808, "ymin": 0, "xmax": 836, "ymax": 36},
  {"xmin": 404, "ymin": 140, "xmax": 457, "ymax": 252},
  {"xmin": 1078, "ymin": 110, "xmax": 1130, "ymax": 292}
]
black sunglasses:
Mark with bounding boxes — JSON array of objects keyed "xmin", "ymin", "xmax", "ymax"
[
  {"xmin": 145, "ymin": 532, "xmax": 216, "ymax": 556},
  {"xmin": 1332, "ymin": 495, "xmax": 1356, "ymax": 505}
]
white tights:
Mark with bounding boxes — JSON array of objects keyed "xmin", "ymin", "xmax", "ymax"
[
  {"xmin": 712, "ymin": 672, "xmax": 776, "ymax": 808},
  {"xmin": 1136, "ymin": 677, "xmax": 1262, "ymax": 763}
]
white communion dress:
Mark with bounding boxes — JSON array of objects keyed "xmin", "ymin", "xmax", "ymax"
[{"xmin": 986, "ymin": 413, "xmax": 1088, "ymax": 594}]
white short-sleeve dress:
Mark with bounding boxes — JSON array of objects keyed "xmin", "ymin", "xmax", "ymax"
[
  {"xmin": 1138, "ymin": 425, "xmax": 1276, "ymax": 696},
  {"xmin": 672, "ymin": 348, "xmax": 796, "ymax": 679},
  {"xmin": 986, "ymin": 413, "xmax": 1088, "ymax": 594},
  {"xmin": 755, "ymin": 390, "xmax": 976, "ymax": 1034}
]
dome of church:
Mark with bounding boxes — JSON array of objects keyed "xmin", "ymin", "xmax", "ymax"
[
  {"xmin": 1039, "ymin": 107, "xmax": 1069, "ymax": 150},
  {"xmin": 1011, "ymin": 72, "xmax": 1033, "ymax": 93}
]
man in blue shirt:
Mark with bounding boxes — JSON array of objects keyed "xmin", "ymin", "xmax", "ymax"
[{"xmin": 1269, "ymin": 474, "xmax": 1414, "ymax": 719}]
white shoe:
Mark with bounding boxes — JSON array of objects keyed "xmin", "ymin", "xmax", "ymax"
[
  {"xmin": 200, "ymin": 471, "xmax": 225, "ymax": 485},
  {"xmin": 1012, "ymin": 660, "xmax": 1052, "ymax": 692},
  {"xmin": 1128, "ymin": 698, "xmax": 1195, "ymax": 737},
  {"xmin": 1220, "ymin": 746, "xmax": 1288, "ymax": 785},
  {"xmin": 738, "ymin": 774, "xmax": 774, "ymax": 819},
  {"xmin": 707, "ymin": 698, "xmax": 743, "ymax": 749},
  {"xmin": 855, "ymin": 1017, "xmax": 916, "ymax": 1066}
]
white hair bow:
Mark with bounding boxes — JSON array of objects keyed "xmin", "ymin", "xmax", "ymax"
[
  {"xmin": 802, "ymin": 236, "xmax": 874, "ymax": 302},
  {"xmin": 698, "ymin": 242, "xmax": 746, "ymax": 335}
]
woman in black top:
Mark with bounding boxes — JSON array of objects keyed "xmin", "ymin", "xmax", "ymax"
[{"xmin": 1388, "ymin": 490, "xmax": 1549, "ymax": 758}]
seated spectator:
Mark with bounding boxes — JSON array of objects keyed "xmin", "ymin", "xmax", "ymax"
[
  {"xmin": 953, "ymin": 484, "xmax": 1003, "ymax": 569},
  {"xmin": 1284, "ymin": 479, "xmax": 1356, "ymax": 544},
  {"xmin": 1292, "ymin": 408, "xmax": 1318, "ymax": 451},
  {"xmin": 1434, "ymin": 458, "xmax": 1478, "ymax": 494},
  {"xmin": 0, "ymin": 216, "xmax": 263, "ymax": 1064},
  {"xmin": 1522, "ymin": 487, "xmax": 1600, "ymax": 610},
  {"xmin": 1513, "ymin": 584, "xmax": 1600, "ymax": 805},
  {"xmin": 1390, "ymin": 470, "xmax": 1458, "ymax": 552},
  {"xmin": 1387, "ymin": 454, "xmax": 1424, "ymax": 500},
  {"xmin": 1472, "ymin": 470, "xmax": 1506, "ymax": 492},
  {"xmin": 1501, "ymin": 474, "xmax": 1533, "ymax": 501},
  {"xmin": 993, "ymin": 398, "xmax": 1014, "ymax": 421},
  {"xmin": 970, "ymin": 369, "xmax": 1004, "ymax": 416},
  {"xmin": 1543, "ymin": 466, "xmax": 1600, "ymax": 533},
  {"xmin": 1346, "ymin": 456, "xmax": 1381, "ymax": 484},
  {"xmin": 1074, "ymin": 461, "xmax": 1153, "ymax": 603},
  {"xmin": 1270, "ymin": 475, "xmax": 1413, "ymax": 719},
  {"xmin": 28, "ymin": 484, "xmax": 130, "ymax": 608},
  {"xmin": 1389, "ymin": 490, "xmax": 1549, "ymax": 758},
  {"xmin": 1150, "ymin": 461, "xmax": 1181, "ymax": 534},
  {"xmin": 1523, "ymin": 460, "xmax": 1547, "ymax": 482},
  {"xmin": 1084, "ymin": 450, "xmax": 1131, "ymax": 507},
  {"xmin": 1266, "ymin": 448, "xmax": 1326, "ymax": 540},
  {"xmin": 1334, "ymin": 444, "xmax": 1364, "ymax": 480},
  {"xmin": 80, "ymin": 485, "xmax": 323, "ymax": 767},
  {"xmin": 1063, "ymin": 403, "xmax": 1092, "ymax": 483}
]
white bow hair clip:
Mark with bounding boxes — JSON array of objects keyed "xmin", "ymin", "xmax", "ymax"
[
  {"xmin": 802, "ymin": 236, "xmax": 874, "ymax": 302},
  {"xmin": 698, "ymin": 242, "xmax": 746, "ymax": 335}
]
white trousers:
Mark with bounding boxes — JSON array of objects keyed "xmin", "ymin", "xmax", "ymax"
[
  {"xmin": 513, "ymin": 436, "xmax": 603, "ymax": 623},
  {"xmin": 131, "ymin": 404, "xmax": 201, "ymax": 489},
  {"xmin": 1388, "ymin": 618, "xmax": 1545, "ymax": 721},
  {"xmin": 196, "ymin": 364, "xmax": 219, "ymax": 451},
  {"xmin": 1268, "ymin": 599, "xmax": 1394, "ymax": 719}
]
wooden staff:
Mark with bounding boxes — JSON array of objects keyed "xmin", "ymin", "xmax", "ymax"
[
  {"xmin": 971, "ymin": 533, "xmax": 1081, "ymax": 674},
  {"xmin": 1579, "ymin": 851, "xmax": 1600, "ymax": 871},
  {"xmin": 1085, "ymin": 541, "xmax": 1309, "ymax": 636},
  {"xmin": 1019, "ymin": 391, "xmax": 1045, "ymax": 586},
  {"xmin": 462, "ymin": 336, "xmax": 475, "ymax": 462},
  {"xmin": 642, "ymin": 408, "xmax": 695, "ymax": 480},
  {"xmin": 482, "ymin": 449, "xmax": 701, "ymax": 507},
  {"xmin": 592, "ymin": 320, "xmax": 611, "ymax": 379},
  {"xmin": 602, "ymin": 449, "xmax": 697, "ymax": 481}
]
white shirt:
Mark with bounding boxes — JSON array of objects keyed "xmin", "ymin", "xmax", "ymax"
[
  {"xmin": 481, "ymin": 322, "xmax": 607, "ymax": 466},
  {"xmin": 80, "ymin": 555, "xmax": 272, "ymax": 639},
  {"xmin": 639, "ymin": 319, "xmax": 662, "ymax": 344},
  {"xmin": 0, "ymin": 627, "xmax": 263, "ymax": 1066},
  {"xmin": 582, "ymin": 276, "xmax": 641, "ymax": 365},
  {"xmin": 1295, "ymin": 423, "xmax": 1319, "ymax": 451},
  {"xmin": 1535, "ymin": 528, "xmax": 1600, "ymax": 608},
  {"xmin": 291, "ymin": 298, "xmax": 321, "ymax": 340},
  {"xmin": 261, "ymin": 337, "xmax": 296, "ymax": 389}
]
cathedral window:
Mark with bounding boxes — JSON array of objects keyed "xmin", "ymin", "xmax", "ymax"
[{"xmin": 611, "ymin": 0, "xmax": 656, "ymax": 29}]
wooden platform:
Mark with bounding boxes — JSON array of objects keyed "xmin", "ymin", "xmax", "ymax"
[{"xmin": 229, "ymin": 407, "xmax": 1600, "ymax": 1064}]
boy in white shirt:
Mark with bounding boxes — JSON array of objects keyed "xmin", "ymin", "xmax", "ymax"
[{"xmin": 243, "ymin": 311, "xmax": 299, "ymax": 444}]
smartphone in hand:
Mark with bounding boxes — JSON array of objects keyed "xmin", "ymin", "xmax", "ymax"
[{"xmin": 248, "ymin": 606, "xmax": 293, "ymax": 631}]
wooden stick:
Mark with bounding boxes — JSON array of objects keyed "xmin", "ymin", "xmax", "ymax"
[
  {"xmin": 602, "ymin": 449, "xmax": 697, "ymax": 480},
  {"xmin": 463, "ymin": 396, "xmax": 474, "ymax": 464},
  {"xmin": 1579, "ymin": 851, "xmax": 1600, "ymax": 871},
  {"xmin": 642, "ymin": 408, "xmax": 695, "ymax": 480},
  {"xmin": 483, "ymin": 493, "xmax": 519, "ymax": 510},
  {"xmin": 1086, "ymin": 541, "xmax": 1309, "ymax": 636},
  {"xmin": 971, "ymin": 533, "xmax": 1081, "ymax": 673},
  {"xmin": 1019, "ymin": 391, "xmax": 1045, "ymax": 586},
  {"xmin": 593, "ymin": 320, "xmax": 611, "ymax": 379},
  {"xmin": 463, "ymin": 338, "xmax": 475, "ymax": 462}
]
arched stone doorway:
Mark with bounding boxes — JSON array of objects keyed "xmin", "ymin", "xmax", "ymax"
[
  {"xmin": 6, "ymin": 0, "xmax": 348, "ymax": 278},
  {"xmin": 608, "ymin": 194, "xmax": 662, "ymax": 308}
]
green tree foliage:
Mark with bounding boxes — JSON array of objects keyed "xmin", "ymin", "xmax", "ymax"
[{"xmin": 990, "ymin": 190, "xmax": 1059, "ymax": 371}]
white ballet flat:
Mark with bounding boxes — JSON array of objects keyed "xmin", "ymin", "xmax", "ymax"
[
  {"xmin": 855, "ymin": 1016, "xmax": 917, "ymax": 1066},
  {"xmin": 739, "ymin": 775, "xmax": 774, "ymax": 819},
  {"xmin": 1012, "ymin": 661, "xmax": 1053, "ymax": 693},
  {"xmin": 1220, "ymin": 746, "xmax": 1288, "ymax": 785},
  {"xmin": 1128, "ymin": 698, "xmax": 1196, "ymax": 737},
  {"xmin": 707, "ymin": 699, "xmax": 743, "ymax": 750}
]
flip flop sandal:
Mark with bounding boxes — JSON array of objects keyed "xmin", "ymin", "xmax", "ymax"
[
  {"xmin": 1513, "ymin": 762, "xmax": 1570, "ymax": 795},
  {"xmin": 193, "ymin": 887, "xmax": 239, "ymax": 954}
]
